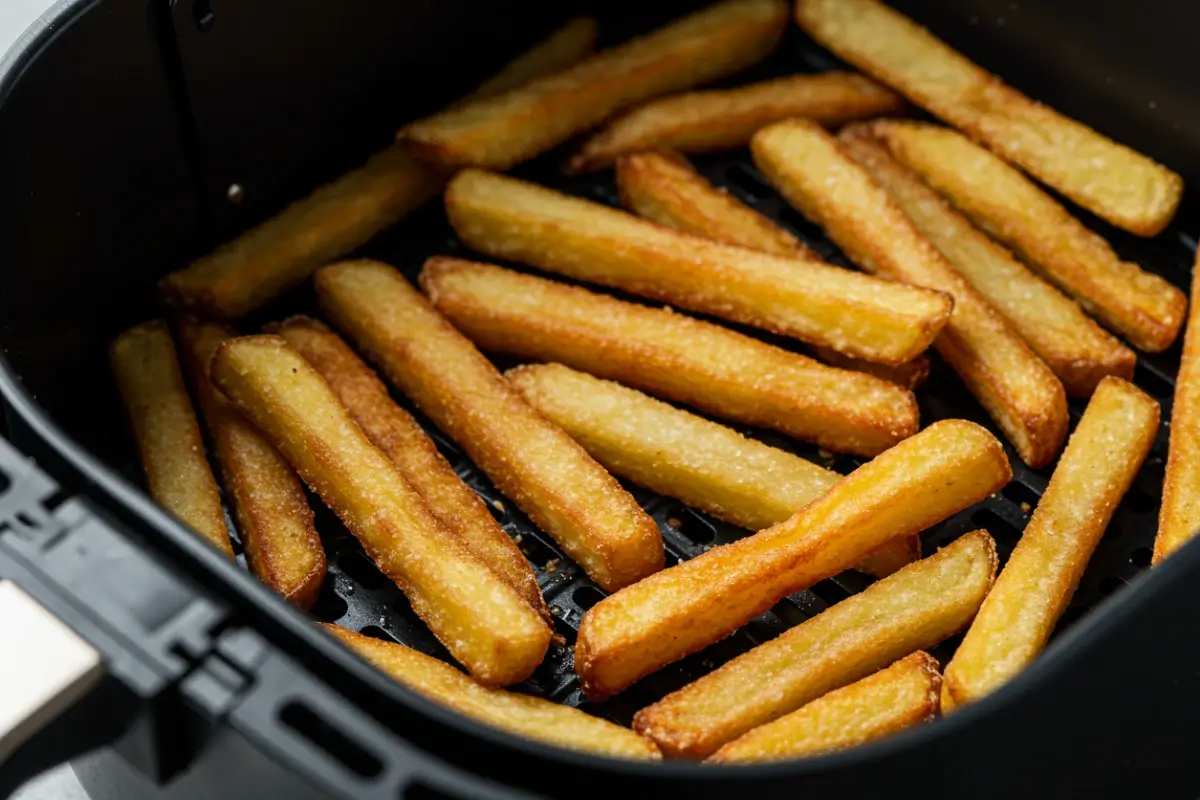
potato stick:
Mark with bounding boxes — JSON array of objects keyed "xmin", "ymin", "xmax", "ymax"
[
  {"xmin": 314, "ymin": 260, "xmax": 663, "ymax": 593},
  {"xmin": 506, "ymin": 363, "xmax": 918, "ymax": 578},
  {"xmin": 794, "ymin": 0, "xmax": 1182, "ymax": 236},
  {"xmin": 210, "ymin": 335, "xmax": 550, "ymax": 685},
  {"xmin": 109, "ymin": 321, "xmax": 233, "ymax": 557},
  {"xmin": 448, "ymin": 169, "xmax": 952, "ymax": 366},
  {"xmin": 320, "ymin": 625, "xmax": 660, "ymax": 761},
  {"xmin": 868, "ymin": 121, "xmax": 1186, "ymax": 353},
  {"xmin": 839, "ymin": 124, "xmax": 1135, "ymax": 397},
  {"xmin": 753, "ymin": 119, "xmax": 1067, "ymax": 468},
  {"xmin": 634, "ymin": 530, "xmax": 993, "ymax": 757},
  {"xmin": 399, "ymin": 0, "xmax": 788, "ymax": 171},
  {"xmin": 573, "ymin": 420, "xmax": 1009, "ymax": 700},
  {"xmin": 810, "ymin": 346, "xmax": 929, "ymax": 390},
  {"xmin": 615, "ymin": 151, "xmax": 815, "ymax": 260},
  {"xmin": 158, "ymin": 18, "xmax": 597, "ymax": 320},
  {"xmin": 457, "ymin": 17, "xmax": 598, "ymax": 105},
  {"xmin": 271, "ymin": 316, "xmax": 548, "ymax": 621},
  {"xmin": 177, "ymin": 318, "xmax": 325, "ymax": 608},
  {"xmin": 569, "ymin": 71, "xmax": 904, "ymax": 173},
  {"xmin": 707, "ymin": 652, "xmax": 941, "ymax": 764},
  {"xmin": 1157, "ymin": 256, "xmax": 1200, "ymax": 563},
  {"xmin": 945, "ymin": 377, "xmax": 1158, "ymax": 709},
  {"xmin": 422, "ymin": 258, "xmax": 918, "ymax": 457}
]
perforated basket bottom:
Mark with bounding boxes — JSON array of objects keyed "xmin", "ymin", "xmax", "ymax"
[{"xmin": 191, "ymin": 32, "xmax": 1193, "ymax": 727}]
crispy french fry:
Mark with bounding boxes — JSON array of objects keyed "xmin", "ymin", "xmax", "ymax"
[
  {"xmin": 507, "ymin": 363, "xmax": 917, "ymax": 578},
  {"xmin": 616, "ymin": 151, "xmax": 815, "ymax": 259},
  {"xmin": 707, "ymin": 652, "xmax": 941, "ymax": 764},
  {"xmin": 422, "ymin": 258, "xmax": 918, "ymax": 457},
  {"xmin": 457, "ymin": 17, "xmax": 598, "ymax": 105},
  {"xmin": 753, "ymin": 119, "xmax": 1067, "ymax": 468},
  {"xmin": 210, "ymin": 335, "xmax": 550, "ymax": 685},
  {"xmin": 840, "ymin": 124, "xmax": 1135, "ymax": 397},
  {"xmin": 271, "ymin": 316, "xmax": 548, "ymax": 621},
  {"xmin": 868, "ymin": 121, "xmax": 1186, "ymax": 353},
  {"xmin": 573, "ymin": 420, "xmax": 1010, "ymax": 700},
  {"xmin": 446, "ymin": 169, "xmax": 951, "ymax": 365},
  {"xmin": 110, "ymin": 321, "xmax": 233, "ymax": 557},
  {"xmin": 177, "ymin": 318, "xmax": 325, "ymax": 608},
  {"xmin": 810, "ymin": 346, "xmax": 929, "ymax": 390},
  {"xmin": 945, "ymin": 377, "xmax": 1158, "ymax": 709},
  {"xmin": 321, "ymin": 625, "xmax": 660, "ymax": 761},
  {"xmin": 314, "ymin": 260, "xmax": 663, "ymax": 592},
  {"xmin": 158, "ymin": 18, "xmax": 597, "ymax": 320},
  {"xmin": 399, "ymin": 0, "xmax": 788, "ymax": 171},
  {"xmin": 1157, "ymin": 255, "xmax": 1200, "ymax": 563},
  {"xmin": 794, "ymin": 0, "xmax": 1182, "ymax": 236},
  {"xmin": 569, "ymin": 71, "xmax": 904, "ymax": 173},
  {"xmin": 633, "ymin": 530, "xmax": 994, "ymax": 758}
]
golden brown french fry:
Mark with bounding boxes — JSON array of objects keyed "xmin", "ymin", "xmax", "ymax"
[
  {"xmin": 752, "ymin": 119, "xmax": 1067, "ymax": 468},
  {"xmin": 794, "ymin": 0, "xmax": 1182, "ymax": 236},
  {"xmin": 616, "ymin": 151, "xmax": 815, "ymax": 259},
  {"xmin": 314, "ymin": 260, "xmax": 663, "ymax": 593},
  {"xmin": 109, "ymin": 321, "xmax": 233, "ymax": 557},
  {"xmin": 270, "ymin": 316, "xmax": 548, "ymax": 621},
  {"xmin": 569, "ymin": 71, "xmax": 904, "ymax": 173},
  {"xmin": 707, "ymin": 651, "xmax": 941, "ymax": 764},
  {"xmin": 573, "ymin": 420, "xmax": 1009, "ymax": 700},
  {"xmin": 422, "ymin": 258, "xmax": 918, "ymax": 457},
  {"xmin": 399, "ymin": 0, "xmax": 788, "ymax": 171},
  {"xmin": 634, "ymin": 530, "xmax": 993, "ymax": 758},
  {"xmin": 446, "ymin": 169, "xmax": 952, "ymax": 365},
  {"xmin": 320, "ymin": 625, "xmax": 660, "ymax": 761},
  {"xmin": 457, "ymin": 17, "xmax": 598, "ymax": 105},
  {"xmin": 210, "ymin": 335, "xmax": 550, "ymax": 686},
  {"xmin": 1157, "ymin": 254, "xmax": 1200, "ymax": 563},
  {"xmin": 944, "ymin": 377, "xmax": 1158, "ymax": 709},
  {"xmin": 809, "ymin": 346, "xmax": 929, "ymax": 390},
  {"xmin": 177, "ymin": 318, "xmax": 325, "ymax": 608},
  {"xmin": 506, "ymin": 363, "xmax": 918, "ymax": 578},
  {"xmin": 868, "ymin": 121, "xmax": 1186, "ymax": 353},
  {"xmin": 158, "ymin": 17, "xmax": 597, "ymax": 320},
  {"xmin": 839, "ymin": 124, "xmax": 1135, "ymax": 397}
]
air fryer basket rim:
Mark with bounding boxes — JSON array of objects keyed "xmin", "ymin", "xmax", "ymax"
[{"xmin": 3, "ymin": 0, "xmax": 1200, "ymax": 791}]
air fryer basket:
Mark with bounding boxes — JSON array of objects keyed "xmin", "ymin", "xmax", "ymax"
[{"xmin": 4, "ymin": 1, "xmax": 1200, "ymax": 798}]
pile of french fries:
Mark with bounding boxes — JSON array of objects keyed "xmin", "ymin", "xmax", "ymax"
[{"xmin": 109, "ymin": 0, "xmax": 1193, "ymax": 766}]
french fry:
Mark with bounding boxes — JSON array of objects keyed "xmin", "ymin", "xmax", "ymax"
[
  {"xmin": 314, "ymin": 260, "xmax": 664, "ymax": 593},
  {"xmin": 158, "ymin": 17, "xmax": 598, "ymax": 319},
  {"xmin": 177, "ymin": 318, "xmax": 326, "ymax": 608},
  {"xmin": 210, "ymin": 335, "xmax": 551, "ymax": 685},
  {"xmin": 573, "ymin": 420, "xmax": 1010, "ymax": 700},
  {"xmin": 794, "ymin": 0, "xmax": 1183, "ymax": 236},
  {"xmin": 271, "ymin": 316, "xmax": 548, "ymax": 621},
  {"xmin": 633, "ymin": 530, "xmax": 994, "ymax": 758},
  {"xmin": 422, "ymin": 258, "xmax": 919, "ymax": 457},
  {"xmin": 944, "ymin": 377, "xmax": 1158, "ymax": 709},
  {"xmin": 109, "ymin": 321, "xmax": 233, "ymax": 557},
  {"xmin": 615, "ymin": 151, "xmax": 815, "ymax": 259},
  {"xmin": 809, "ymin": 346, "xmax": 929, "ymax": 390},
  {"xmin": 507, "ymin": 363, "xmax": 918, "ymax": 578},
  {"xmin": 840, "ymin": 124, "xmax": 1135, "ymax": 397},
  {"xmin": 320, "ymin": 625, "xmax": 660, "ymax": 761},
  {"xmin": 1157, "ymin": 253, "xmax": 1200, "ymax": 563},
  {"xmin": 569, "ymin": 71, "xmax": 904, "ymax": 173},
  {"xmin": 707, "ymin": 652, "xmax": 941, "ymax": 764},
  {"xmin": 868, "ymin": 121, "xmax": 1186, "ymax": 353},
  {"xmin": 752, "ymin": 119, "xmax": 1067, "ymax": 468},
  {"xmin": 398, "ymin": 0, "xmax": 788, "ymax": 171},
  {"xmin": 446, "ymin": 169, "xmax": 952, "ymax": 365}
]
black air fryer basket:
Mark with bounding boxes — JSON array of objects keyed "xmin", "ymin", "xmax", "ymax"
[{"xmin": 4, "ymin": 1, "xmax": 1200, "ymax": 798}]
